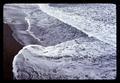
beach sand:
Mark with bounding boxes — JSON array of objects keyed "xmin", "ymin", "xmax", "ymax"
[{"xmin": 3, "ymin": 23, "xmax": 23, "ymax": 80}]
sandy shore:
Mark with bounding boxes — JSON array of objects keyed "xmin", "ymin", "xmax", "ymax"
[{"xmin": 3, "ymin": 23, "xmax": 23, "ymax": 80}]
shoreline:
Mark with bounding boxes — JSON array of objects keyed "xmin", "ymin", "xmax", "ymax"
[{"xmin": 3, "ymin": 23, "xmax": 23, "ymax": 80}]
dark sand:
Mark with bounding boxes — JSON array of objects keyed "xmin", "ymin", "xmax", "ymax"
[{"xmin": 3, "ymin": 24, "xmax": 23, "ymax": 80}]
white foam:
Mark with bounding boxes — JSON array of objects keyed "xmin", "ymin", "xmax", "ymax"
[{"xmin": 38, "ymin": 4, "xmax": 116, "ymax": 47}]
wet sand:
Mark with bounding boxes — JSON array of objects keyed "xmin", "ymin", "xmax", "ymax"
[{"xmin": 3, "ymin": 23, "xmax": 23, "ymax": 80}]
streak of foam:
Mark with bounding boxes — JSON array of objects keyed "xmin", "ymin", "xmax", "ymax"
[{"xmin": 24, "ymin": 16, "xmax": 41, "ymax": 42}]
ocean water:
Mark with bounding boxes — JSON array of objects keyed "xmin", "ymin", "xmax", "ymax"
[{"xmin": 3, "ymin": 4, "xmax": 116, "ymax": 80}]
